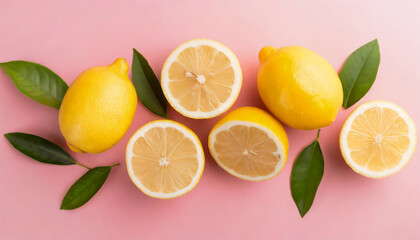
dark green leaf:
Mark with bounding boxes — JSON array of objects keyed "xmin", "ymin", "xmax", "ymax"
[
  {"xmin": 61, "ymin": 165, "xmax": 118, "ymax": 210},
  {"xmin": 4, "ymin": 132, "xmax": 75, "ymax": 165},
  {"xmin": 339, "ymin": 39, "xmax": 380, "ymax": 109},
  {"xmin": 132, "ymin": 48, "xmax": 168, "ymax": 118},
  {"xmin": 0, "ymin": 61, "xmax": 68, "ymax": 109},
  {"xmin": 291, "ymin": 130, "xmax": 324, "ymax": 218}
]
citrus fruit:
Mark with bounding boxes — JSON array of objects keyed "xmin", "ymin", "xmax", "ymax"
[
  {"xmin": 126, "ymin": 120, "xmax": 205, "ymax": 199},
  {"xmin": 208, "ymin": 107, "xmax": 288, "ymax": 181},
  {"xmin": 339, "ymin": 101, "xmax": 417, "ymax": 178},
  {"xmin": 161, "ymin": 39, "xmax": 242, "ymax": 119},
  {"xmin": 257, "ymin": 46, "xmax": 343, "ymax": 130},
  {"xmin": 59, "ymin": 58, "xmax": 137, "ymax": 153}
]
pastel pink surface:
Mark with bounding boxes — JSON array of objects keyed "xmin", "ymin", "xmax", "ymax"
[{"xmin": 1, "ymin": 0, "xmax": 419, "ymax": 239}]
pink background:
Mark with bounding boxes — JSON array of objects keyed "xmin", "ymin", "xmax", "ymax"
[{"xmin": 1, "ymin": 0, "xmax": 419, "ymax": 239}]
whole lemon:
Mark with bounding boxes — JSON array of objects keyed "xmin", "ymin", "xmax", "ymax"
[
  {"xmin": 257, "ymin": 46, "xmax": 343, "ymax": 130},
  {"xmin": 59, "ymin": 58, "xmax": 137, "ymax": 153}
]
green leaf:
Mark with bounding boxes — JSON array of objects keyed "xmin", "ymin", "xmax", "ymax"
[
  {"xmin": 4, "ymin": 132, "xmax": 75, "ymax": 165},
  {"xmin": 290, "ymin": 129, "xmax": 324, "ymax": 218},
  {"xmin": 0, "ymin": 61, "xmax": 68, "ymax": 109},
  {"xmin": 339, "ymin": 39, "xmax": 380, "ymax": 109},
  {"xmin": 60, "ymin": 164, "xmax": 118, "ymax": 210},
  {"xmin": 132, "ymin": 48, "xmax": 168, "ymax": 118}
]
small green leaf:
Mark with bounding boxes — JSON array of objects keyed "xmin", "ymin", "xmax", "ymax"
[
  {"xmin": 132, "ymin": 48, "xmax": 168, "ymax": 118},
  {"xmin": 339, "ymin": 39, "xmax": 380, "ymax": 109},
  {"xmin": 0, "ymin": 61, "xmax": 68, "ymax": 109},
  {"xmin": 4, "ymin": 132, "xmax": 75, "ymax": 165},
  {"xmin": 291, "ymin": 129, "xmax": 324, "ymax": 218},
  {"xmin": 60, "ymin": 164, "xmax": 118, "ymax": 210}
]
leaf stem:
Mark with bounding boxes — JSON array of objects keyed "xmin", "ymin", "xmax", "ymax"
[
  {"xmin": 316, "ymin": 129, "xmax": 321, "ymax": 141},
  {"xmin": 110, "ymin": 163, "xmax": 120, "ymax": 168},
  {"xmin": 73, "ymin": 161, "xmax": 91, "ymax": 170}
]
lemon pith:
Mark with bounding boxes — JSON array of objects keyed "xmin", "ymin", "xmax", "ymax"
[
  {"xmin": 59, "ymin": 58, "xmax": 137, "ymax": 154},
  {"xmin": 208, "ymin": 107, "xmax": 289, "ymax": 181},
  {"xmin": 161, "ymin": 39, "xmax": 242, "ymax": 119},
  {"xmin": 339, "ymin": 101, "xmax": 417, "ymax": 178},
  {"xmin": 126, "ymin": 120, "xmax": 205, "ymax": 199},
  {"xmin": 257, "ymin": 46, "xmax": 343, "ymax": 130}
]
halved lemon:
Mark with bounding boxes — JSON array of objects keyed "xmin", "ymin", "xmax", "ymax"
[
  {"xmin": 126, "ymin": 120, "xmax": 205, "ymax": 198},
  {"xmin": 340, "ymin": 101, "xmax": 417, "ymax": 178},
  {"xmin": 208, "ymin": 107, "xmax": 289, "ymax": 181},
  {"xmin": 161, "ymin": 39, "xmax": 242, "ymax": 119}
]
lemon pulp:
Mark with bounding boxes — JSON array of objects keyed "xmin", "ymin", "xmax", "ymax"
[
  {"xmin": 213, "ymin": 122, "xmax": 282, "ymax": 177},
  {"xmin": 348, "ymin": 107, "xmax": 410, "ymax": 171}
]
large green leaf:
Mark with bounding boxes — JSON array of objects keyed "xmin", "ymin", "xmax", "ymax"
[
  {"xmin": 61, "ymin": 165, "xmax": 118, "ymax": 210},
  {"xmin": 132, "ymin": 48, "xmax": 168, "ymax": 118},
  {"xmin": 4, "ymin": 132, "xmax": 75, "ymax": 165},
  {"xmin": 0, "ymin": 61, "xmax": 68, "ymax": 109},
  {"xmin": 339, "ymin": 39, "xmax": 380, "ymax": 109},
  {"xmin": 290, "ymin": 130, "xmax": 324, "ymax": 218}
]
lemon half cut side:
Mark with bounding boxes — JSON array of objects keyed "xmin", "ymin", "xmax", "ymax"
[
  {"xmin": 208, "ymin": 107, "xmax": 289, "ymax": 181},
  {"xmin": 126, "ymin": 120, "xmax": 205, "ymax": 198},
  {"xmin": 340, "ymin": 101, "xmax": 416, "ymax": 178},
  {"xmin": 161, "ymin": 39, "xmax": 242, "ymax": 119}
]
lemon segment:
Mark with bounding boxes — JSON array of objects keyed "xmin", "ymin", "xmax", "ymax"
[
  {"xmin": 126, "ymin": 120, "xmax": 205, "ymax": 199},
  {"xmin": 339, "ymin": 101, "xmax": 417, "ymax": 178},
  {"xmin": 208, "ymin": 107, "xmax": 288, "ymax": 181},
  {"xmin": 161, "ymin": 39, "xmax": 242, "ymax": 119}
]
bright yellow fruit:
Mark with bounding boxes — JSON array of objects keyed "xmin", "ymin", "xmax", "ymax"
[
  {"xmin": 161, "ymin": 39, "xmax": 242, "ymax": 119},
  {"xmin": 340, "ymin": 101, "xmax": 417, "ymax": 178},
  {"xmin": 126, "ymin": 120, "xmax": 205, "ymax": 199},
  {"xmin": 257, "ymin": 46, "xmax": 343, "ymax": 130},
  {"xmin": 208, "ymin": 107, "xmax": 289, "ymax": 181},
  {"xmin": 59, "ymin": 58, "xmax": 137, "ymax": 153}
]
